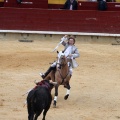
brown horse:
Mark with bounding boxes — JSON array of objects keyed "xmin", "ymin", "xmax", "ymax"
[{"xmin": 44, "ymin": 51, "xmax": 71, "ymax": 107}]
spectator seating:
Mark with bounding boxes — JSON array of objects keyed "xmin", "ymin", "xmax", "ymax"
[
  {"xmin": 4, "ymin": 0, "xmax": 48, "ymax": 8},
  {"xmin": 48, "ymin": 1, "xmax": 120, "ymax": 11},
  {"xmin": 0, "ymin": 0, "xmax": 4, "ymax": 7},
  {"xmin": 2, "ymin": 0, "xmax": 120, "ymax": 11},
  {"xmin": 78, "ymin": 1, "xmax": 120, "ymax": 11}
]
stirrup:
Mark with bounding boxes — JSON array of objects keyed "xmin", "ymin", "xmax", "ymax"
[{"xmin": 39, "ymin": 73, "xmax": 45, "ymax": 79}]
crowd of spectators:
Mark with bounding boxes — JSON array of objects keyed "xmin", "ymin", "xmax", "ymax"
[
  {"xmin": 61, "ymin": 0, "xmax": 119, "ymax": 11},
  {"xmin": 0, "ymin": 0, "xmax": 119, "ymax": 11},
  {"xmin": 63, "ymin": 0, "xmax": 78, "ymax": 10}
]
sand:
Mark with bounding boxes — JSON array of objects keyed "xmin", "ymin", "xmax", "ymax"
[{"xmin": 0, "ymin": 39, "xmax": 120, "ymax": 120}]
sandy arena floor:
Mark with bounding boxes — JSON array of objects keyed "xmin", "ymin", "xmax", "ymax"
[{"xmin": 0, "ymin": 39, "xmax": 120, "ymax": 120}]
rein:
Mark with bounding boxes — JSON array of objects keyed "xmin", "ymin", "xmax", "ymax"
[
  {"xmin": 57, "ymin": 69, "xmax": 70, "ymax": 84},
  {"xmin": 56, "ymin": 62, "xmax": 67, "ymax": 68}
]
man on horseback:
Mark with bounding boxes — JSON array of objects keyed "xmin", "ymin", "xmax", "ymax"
[{"xmin": 40, "ymin": 35, "xmax": 80, "ymax": 79}]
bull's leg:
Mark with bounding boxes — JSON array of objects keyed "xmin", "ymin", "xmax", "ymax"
[
  {"xmin": 34, "ymin": 110, "xmax": 43, "ymax": 120},
  {"xmin": 42, "ymin": 104, "xmax": 51, "ymax": 120},
  {"xmin": 28, "ymin": 114, "xmax": 34, "ymax": 120},
  {"xmin": 28, "ymin": 113, "xmax": 34, "ymax": 120},
  {"xmin": 64, "ymin": 83, "xmax": 71, "ymax": 100},
  {"xmin": 53, "ymin": 84, "xmax": 58, "ymax": 107},
  {"xmin": 28, "ymin": 111, "xmax": 34, "ymax": 120}
]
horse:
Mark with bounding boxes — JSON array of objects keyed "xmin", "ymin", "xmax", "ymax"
[{"xmin": 44, "ymin": 51, "xmax": 71, "ymax": 107}]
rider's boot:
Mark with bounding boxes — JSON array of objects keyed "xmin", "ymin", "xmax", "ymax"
[{"xmin": 40, "ymin": 66, "xmax": 55, "ymax": 79}]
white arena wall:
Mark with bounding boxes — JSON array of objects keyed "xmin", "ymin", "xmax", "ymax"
[{"xmin": 0, "ymin": 30, "xmax": 120, "ymax": 44}]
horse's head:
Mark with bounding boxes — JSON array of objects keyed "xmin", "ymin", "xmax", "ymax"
[{"xmin": 57, "ymin": 51, "xmax": 67, "ymax": 69}]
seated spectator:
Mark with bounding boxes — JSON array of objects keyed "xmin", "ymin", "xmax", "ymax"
[
  {"xmin": 17, "ymin": 0, "xmax": 22, "ymax": 4},
  {"xmin": 63, "ymin": 0, "xmax": 78, "ymax": 10},
  {"xmin": 98, "ymin": 0, "xmax": 107, "ymax": 10}
]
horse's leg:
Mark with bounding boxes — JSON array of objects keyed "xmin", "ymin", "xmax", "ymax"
[
  {"xmin": 53, "ymin": 84, "xmax": 58, "ymax": 107},
  {"xmin": 64, "ymin": 83, "xmax": 71, "ymax": 100}
]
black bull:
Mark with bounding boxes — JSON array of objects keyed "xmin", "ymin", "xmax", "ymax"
[{"xmin": 27, "ymin": 80, "xmax": 54, "ymax": 120}]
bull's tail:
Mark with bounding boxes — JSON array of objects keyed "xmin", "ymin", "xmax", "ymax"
[
  {"xmin": 27, "ymin": 90, "xmax": 36, "ymax": 120},
  {"xmin": 27, "ymin": 98, "xmax": 34, "ymax": 120}
]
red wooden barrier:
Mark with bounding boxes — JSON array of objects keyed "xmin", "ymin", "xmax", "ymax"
[
  {"xmin": 78, "ymin": 1, "xmax": 98, "ymax": 10},
  {"xmin": 48, "ymin": 4, "xmax": 63, "ymax": 9},
  {"xmin": 0, "ymin": 8, "xmax": 120, "ymax": 34}
]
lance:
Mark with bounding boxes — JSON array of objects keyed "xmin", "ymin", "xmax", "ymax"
[{"xmin": 52, "ymin": 36, "xmax": 68, "ymax": 52}]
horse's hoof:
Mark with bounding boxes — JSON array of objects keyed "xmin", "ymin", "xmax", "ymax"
[
  {"xmin": 53, "ymin": 101, "xmax": 56, "ymax": 108},
  {"xmin": 64, "ymin": 94, "xmax": 69, "ymax": 100},
  {"xmin": 53, "ymin": 104, "xmax": 56, "ymax": 108}
]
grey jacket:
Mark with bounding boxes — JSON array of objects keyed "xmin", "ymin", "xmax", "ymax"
[
  {"xmin": 62, "ymin": 41, "xmax": 80, "ymax": 59},
  {"xmin": 62, "ymin": 41, "xmax": 80, "ymax": 68}
]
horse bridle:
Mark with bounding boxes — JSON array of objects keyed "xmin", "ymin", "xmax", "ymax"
[{"xmin": 57, "ymin": 56, "xmax": 67, "ymax": 68}]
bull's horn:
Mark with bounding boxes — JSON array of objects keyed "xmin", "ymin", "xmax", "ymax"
[{"xmin": 34, "ymin": 80, "xmax": 39, "ymax": 84}]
